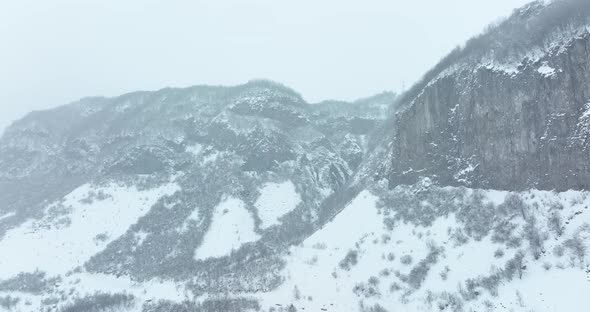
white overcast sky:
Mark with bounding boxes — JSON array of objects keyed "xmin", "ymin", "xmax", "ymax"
[{"xmin": 0, "ymin": 0, "xmax": 533, "ymax": 133}]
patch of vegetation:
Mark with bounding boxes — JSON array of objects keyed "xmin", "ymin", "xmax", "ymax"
[
  {"xmin": 353, "ymin": 281, "xmax": 380, "ymax": 299},
  {"xmin": 60, "ymin": 293, "xmax": 135, "ymax": 312},
  {"xmin": 85, "ymin": 159, "xmax": 309, "ymax": 293},
  {"xmin": 553, "ymin": 245, "xmax": 565, "ymax": 257},
  {"xmin": 435, "ymin": 292, "xmax": 464, "ymax": 312},
  {"xmin": 375, "ymin": 181, "xmax": 531, "ymax": 248},
  {"xmin": 547, "ymin": 211, "xmax": 564, "ymax": 236},
  {"xmin": 564, "ymin": 228, "xmax": 587, "ymax": 267},
  {"xmin": 523, "ymin": 216, "xmax": 547, "ymax": 260},
  {"xmin": 79, "ymin": 189, "xmax": 112, "ymax": 205},
  {"xmin": 491, "ymin": 219, "xmax": 519, "ymax": 245},
  {"xmin": 461, "ymin": 269, "xmax": 504, "ymax": 301},
  {"xmin": 491, "ymin": 194, "xmax": 529, "ymax": 246},
  {"xmin": 142, "ymin": 298, "xmax": 260, "ymax": 312},
  {"xmin": 389, "ymin": 282, "xmax": 402, "ymax": 293},
  {"xmin": 0, "ymin": 271, "xmax": 60, "ymax": 295},
  {"xmin": 400, "ymin": 255, "xmax": 413, "ymax": 265},
  {"xmin": 405, "ymin": 244, "xmax": 443, "ymax": 289},
  {"xmin": 374, "ymin": 182, "xmax": 465, "ymax": 228},
  {"xmin": 503, "ymin": 250, "xmax": 526, "ymax": 281},
  {"xmin": 439, "ymin": 266, "xmax": 450, "ymax": 281},
  {"xmin": 0, "ymin": 296, "xmax": 20, "ymax": 310},
  {"xmin": 339, "ymin": 250, "xmax": 359, "ymax": 271},
  {"xmin": 360, "ymin": 302, "xmax": 389, "ymax": 312},
  {"xmin": 456, "ymin": 191, "xmax": 495, "ymax": 240}
]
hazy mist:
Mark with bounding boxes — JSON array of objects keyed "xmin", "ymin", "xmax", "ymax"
[{"xmin": 0, "ymin": 0, "xmax": 532, "ymax": 132}]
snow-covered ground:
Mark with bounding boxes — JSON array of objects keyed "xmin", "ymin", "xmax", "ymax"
[
  {"xmin": 194, "ymin": 196, "xmax": 260, "ymax": 260},
  {"xmin": 1, "ymin": 180, "xmax": 590, "ymax": 312},
  {"xmin": 257, "ymin": 191, "xmax": 389, "ymax": 310},
  {"xmin": 538, "ymin": 62, "xmax": 557, "ymax": 77},
  {"xmin": 0, "ymin": 179, "xmax": 184, "ymax": 312},
  {"xmin": 255, "ymin": 186, "xmax": 590, "ymax": 312},
  {"xmin": 0, "ymin": 270, "xmax": 190, "ymax": 312},
  {"xmin": 255, "ymin": 181, "xmax": 301, "ymax": 229},
  {"xmin": 0, "ymin": 181, "xmax": 180, "ymax": 279}
]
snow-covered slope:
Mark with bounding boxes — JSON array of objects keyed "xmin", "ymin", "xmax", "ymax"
[
  {"xmin": 255, "ymin": 181, "xmax": 590, "ymax": 312},
  {"xmin": 0, "ymin": 180, "xmax": 179, "ymax": 279},
  {"xmin": 255, "ymin": 181, "xmax": 302, "ymax": 229},
  {"xmin": 194, "ymin": 196, "xmax": 259, "ymax": 260},
  {"xmin": 0, "ymin": 80, "xmax": 395, "ymax": 312},
  {"xmin": 1, "ymin": 179, "xmax": 589, "ymax": 312}
]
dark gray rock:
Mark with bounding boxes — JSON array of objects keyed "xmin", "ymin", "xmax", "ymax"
[{"xmin": 378, "ymin": 0, "xmax": 590, "ymax": 191}]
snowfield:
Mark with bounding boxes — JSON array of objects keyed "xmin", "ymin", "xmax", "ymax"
[
  {"xmin": 1, "ymin": 180, "xmax": 589, "ymax": 312},
  {"xmin": 257, "ymin": 191, "xmax": 389, "ymax": 311},
  {"xmin": 0, "ymin": 181, "xmax": 180, "ymax": 279},
  {"xmin": 254, "ymin": 185, "xmax": 590, "ymax": 312},
  {"xmin": 194, "ymin": 196, "xmax": 260, "ymax": 260},
  {"xmin": 255, "ymin": 181, "xmax": 301, "ymax": 229}
]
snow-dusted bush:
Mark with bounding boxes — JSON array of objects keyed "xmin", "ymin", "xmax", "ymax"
[
  {"xmin": 459, "ymin": 278, "xmax": 481, "ymax": 301},
  {"xmin": 375, "ymin": 181, "xmax": 464, "ymax": 228},
  {"xmin": 439, "ymin": 266, "xmax": 450, "ymax": 281},
  {"xmin": 547, "ymin": 211, "xmax": 564, "ymax": 237},
  {"xmin": 389, "ymin": 282, "xmax": 402, "ymax": 293},
  {"xmin": 494, "ymin": 248, "xmax": 505, "ymax": 258},
  {"xmin": 400, "ymin": 255, "xmax": 413, "ymax": 265},
  {"xmin": 523, "ymin": 216, "xmax": 547, "ymax": 260},
  {"xmin": 553, "ymin": 245, "xmax": 565, "ymax": 257},
  {"xmin": 436, "ymin": 292, "xmax": 464, "ymax": 312},
  {"xmin": 360, "ymin": 303, "xmax": 389, "ymax": 312},
  {"xmin": 0, "ymin": 271, "xmax": 59, "ymax": 295},
  {"xmin": 353, "ymin": 281, "xmax": 380, "ymax": 298},
  {"xmin": 564, "ymin": 232, "xmax": 586, "ymax": 266},
  {"xmin": 339, "ymin": 250, "xmax": 359, "ymax": 271},
  {"xmin": 478, "ymin": 269, "xmax": 504, "ymax": 297},
  {"xmin": 60, "ymin": 293, "xmax": 135, "ymax": 312},
  {"xmin": 499, "ymin": 193, "xmax": 528, "ymax": 219},
  {"xmin": 142, "ymin": 297, "xmax": 260, "ymax": 312},
  {"xmin": 503, "ymin": 251, "xmax": 526, "ymax": 281},
  {"xmin": 0, "ymin": 296, "xmax": 19, "ymax": 310},
  {"xmin": 457, "ymin": 191, "xmax": 495, "ymax": 240},
  {"xmin": 368, "ymin": 276, "xmax": 380, "ymax": 286},
  {"xmin": 406, "ymin": 244, "xmax": 443, "ymax": 289},
  {"xmin": 449, "ymin": 228, "xmax": 470, "ymax": 246}
]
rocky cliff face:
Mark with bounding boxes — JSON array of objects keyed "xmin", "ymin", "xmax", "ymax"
[{"xmin": 379, "ymin": 0, "xmax": 590, "ymax": 191}]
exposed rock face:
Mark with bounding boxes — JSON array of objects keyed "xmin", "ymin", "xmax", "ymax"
[{"xmin": 381, "ymin": 0, "xmax": 590, "ymax": 191}]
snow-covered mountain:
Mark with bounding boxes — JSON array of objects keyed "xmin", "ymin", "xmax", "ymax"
[
  {"xmin": 1, "ymin": 1, "xmax": 590, "ymax": 311},
  {"xmin": 376, "ymin": 0, "xmax": 590, "ymax": 191},
  {"xmin": 0, "ymin": 80, "xmax": 396, "ymax": 312}
]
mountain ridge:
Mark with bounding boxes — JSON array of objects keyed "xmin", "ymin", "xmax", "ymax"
[
  {"xmin": 1, "ymin": 1, "xmax": 590, "ymax": 311},
  {"xmin": 375, "ymin": 0, "xmax": 590, "ymax": 192}
]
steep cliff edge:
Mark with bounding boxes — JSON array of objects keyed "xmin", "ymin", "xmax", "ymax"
[{"xmin": 379, "ymin": 0, "xmax": 590, "ymax": 191}]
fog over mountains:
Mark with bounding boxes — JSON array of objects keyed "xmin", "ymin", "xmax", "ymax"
[{"xmin": 1, "ymin": 1, "xmax": 590, "ymax": 311}]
